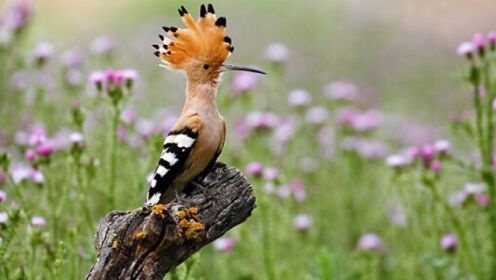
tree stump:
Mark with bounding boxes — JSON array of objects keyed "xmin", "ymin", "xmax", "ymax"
[{"xmin": 86, "ymin": 163, "xmax": 256, "ymax": 280}]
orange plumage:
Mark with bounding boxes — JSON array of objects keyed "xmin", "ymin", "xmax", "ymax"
[{"xmin": 153, "ymin": 4, "xmax": 233, "ymax": 71}]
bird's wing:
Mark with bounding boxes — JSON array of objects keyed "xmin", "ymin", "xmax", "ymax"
[{"xmin": 146, "ymin": 125, "xmax": 199, "ymax": 205}]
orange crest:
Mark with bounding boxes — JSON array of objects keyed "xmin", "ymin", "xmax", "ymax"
[{"xmin": 153, "ymin": 4, "xmax": 234, "ymax": 71}]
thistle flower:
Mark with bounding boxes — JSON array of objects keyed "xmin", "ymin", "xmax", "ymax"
[
  {"xmin": 325, "ymin": 80, "xmax": 357, "ymax": 101},
  {"xmin": 0, "ymin": 190, "xmax": 6, "ymax": 202},
  {"xmin": 31, "ymin": 216, "xmax": 46, "ymax": 228},
  {"xmin": 475, "ymin": 193, "xmax": 489, "ymax": 207},
  {"xmin": 488, "ymin": 32, "xmax": 496, "ymax": 50},
  {"xmin": 434, "ymin": 139, "xmax": 450, "ymax": 155},
  {"xmin": 69, "ymin": 132, "xmax": 84, "ymax": 149},
  {"xmin": 245, "ymin": 112, "xmax": 279, "ymax": 130},
  {"xmin": 246, "ymin": 162, "xmax": 263, "ymax": 177},
  {"xmin": 90, "ymin": 35, "xmax": 116, "ymax": 55},
  {"xmin": 293, "ymin": 214, "xmax": 313, "ymax": 232},
  {"xmin": 231, "ymin": 71, "xmax": 259, "ymax": 94},
  {"xmin": 36, "ymin": 143, "xmax": 53, "ymax": 157},
  {"xmin": 385, "ymin": 154, "xmax": 411, "ymax": 169},
  {"xmin": 32, "ymin": 42, "xmax": 54, "ymax": 67},
  {"xmin": 5, "ymin": 2, "xmax": 32, "ymax": 33},
  {"xmin": 430, "ymin": 160, "xmax": 442, "ymax": 173},
  {"xmin": 89, "ymin": 71, "xmax": 105, "ymax": 91},
  {"xmin": 24, "ymin": 150, "xmax": 35, "ymax": 162},
  {"xmin": 356, "ymin": 233, "xmax": 383, "ymax": 252},
  {"xmin": 61, "ymin": 49, "xmax": 84, "ymax": 68},
  {"xmin": 0, "ymin": 212, "xmax": 7, "ymax": 224},
  {"xmin": 440, "ymin": 234, "xmax": 458, "ymax": 252},
  {"xmin": 472, "ymin": 33, "xmax": 485, "ymax": 54},
  {"xmin": 263, "ymin": 167, "xmax": 280, "ymax": 181},
  {"xmin": 213, "ymin": 237, "xmax": 236, "ymax": 253},
  {"xmin": 287, "ymin": 89, "xmax": 312, "ymax": 107},
  {"xmin": 264, "ymin": 43, "xmax": 289, "ymax": 63},
  {"xmin": 305, "ymin": 106, "xmax": 329, "ymax": 125},
  {"xmin": 457, "ymin": 42, "xmax": 475, "ymax": 58},
  {"xmin": 420, "ymin": 144, "xmax": 435, "ymax": 164},
  {"xmin": 120, "ymin": 69, "xmax": 139, "ymax": 89}
]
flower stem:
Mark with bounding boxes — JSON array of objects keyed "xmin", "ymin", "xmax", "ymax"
[{"xmin": 109, "ymin": 104, "xmax": 120, "ymax": 209}]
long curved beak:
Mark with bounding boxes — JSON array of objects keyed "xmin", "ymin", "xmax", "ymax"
[{"xmin": 222, "ymin": 64, "xmax": 266, "ymax": 75}]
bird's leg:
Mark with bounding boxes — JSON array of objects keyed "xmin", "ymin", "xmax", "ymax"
[{"xmin": 190, "ymin": 180, "xmax": 209, "ymax": 199}]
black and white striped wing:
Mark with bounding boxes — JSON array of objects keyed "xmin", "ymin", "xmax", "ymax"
[{"xmin": 146, "ymin": 128, "xmax": 198, "ymax": 205}]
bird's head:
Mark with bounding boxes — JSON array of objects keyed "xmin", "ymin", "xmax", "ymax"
[{"xmin": 153, "ymin": 4, "xmax": 265, "ymax": 85}]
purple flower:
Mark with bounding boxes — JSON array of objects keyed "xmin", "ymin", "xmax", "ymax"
[
  {"xmin": 273, "ymin": 117, "xmax": 298, "ymax": 144},
  {"xmin": 385, "ymin": 154, "xmax": 411, "ymax": 169},
  {"xmin": 305, "ymin": 106, "xmax": 329, "ymax": 125},
  {"xmin": 0, "ymin": 189, "xmax": 6, "ymax": 202},
  {"xmin": 421, "ymin": 144, "xmax": 435, "ymax": 164},
  {"xmin": 388, "ymin": 203, "xmax": 407, "ymax": 227},
  {"xmin": 325, "ymin": 81, "xmax": 357, "ymax": 101},
  {"xmin": 69, "ymin": 132, "xmax": 84, "ymax": 148},
  {"xmin": 464, "ymin": 182, "xmax": 486, "ymax": 194},
  {"xmin": 10, "ymin": 70, "xmax": 29, "ymax": 91},
  {"xmin": 136, "ymin": 119, "xmax": 156, "ymax": 139},
  {"xmin": 457, "ymin": 42, "xmax": 475, "ymax": 57},
  {"xmin": 263, "ymin": 167, "xmax": 280, "ymax": 181},
  {"xmin": 488, "ymin": 32, "xmax": 496, "ymax": 49},
  {"xmin": 121, "ymin": 107, "xmax": 137, "ymax": 125},
  {"xmin": 430, "ymin": 160, "xmax": 442, "ymax": 173},
  {"xmin": 245, "ymin": 112, "xmax": 279, "ymax": 130},
  {"xmin": 25, "ymin": 149, "xmax": 36, "ymax": 162},
  {"xmin": 246, "ymin": 162, "xmax": 263, "ymax": 177},
  {"xmin": 89, "ymin": 71, "xmax": 105, "ymax": 90},
  {"xmin": 0, "ymin": 212, "xmax": 8, "ymax": 224},
  {"xmin": 232, "ymin": 118, "xmax": 252, "ymax": 140},
  {"xmin": 287, "ymin": 89, "xmax": 312, "ymax": 107},
  {"xmin": 440, "ymin": 234, "xmax": 458, "ymax": 252},
  {"xmin": 10, "ymin": 163, "xmax": 32, "ymax": 184},
  {"xmin": 289, "ymin": 179, "xmax": 306, "ymax": 202},
  {"xmin": 350, "ymin": 110, "xmax": 382, "ymax": 132},
  {"xmin": 120, "ymin": 69, "xmax": 138, "ymax": 88},
  {"xmin": 65, "ymin": 68, "xmax": 83, "ymax": 86},
  {"xmin": 472, "ymin": 33, "xmax": 485, "ymax": 51},
  {"xmin": 356, "ymin": 233, "xmax": 383, "ymax": 252},
  {"xmin": 30, "ymin": 169, "xmax": 44, "ymax": 184},
  {"xmin": 91, "ymin": 36, "xmax": 116, "ymax": 55},
  {"xmin": 475, "ymin": 193, "xmax": 489, "ymax": 207},
  {"xmin": 5, "ymin": 2, "xmax": 32, "ymax": 32},
  {"xmin": 213, "ymin": 237, "xmax": 236, "ymax": 253},
  {"xmin": 434, "ymin": 139, "xmax": 450, "ymax": 155},
  {"xmin": 293, "ymin": 214, "xmax": 313, "ymax": 232},
  {"xmin": 61, "ymin": 49, "xmax": 84, "ymax": 68},
  {"xmin": 32, "ymin": 42, "xmax": 54, "ymax": 66},
  {"xmin": 31, "ymin": 216, "xmax": 46, "ymax": 227},
  {"xmin": 231, "ymin": 71, "xmax": 259, "ymax": 94},
  {"xmin": 26, "ymin": 125, "xmax": 48, "ymax": 147},
  {"xmin": 36, "ymin": 143, "xmax": 53, "ymax": 157},
  {"xmin": 264, "ymin": 43, "xmax": 289, "ymax": 63}
]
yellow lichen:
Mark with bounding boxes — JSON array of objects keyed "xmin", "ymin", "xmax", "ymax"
[
  {"xmin": 187, "ymin": 207, "xmax": 199, "ymax": 216},
  {"xmin": 179, "ymin": 218, "xmax": 191, "ymax": 230},
  {"xmin": 185, "ymin": 220, "xmax": 205, "ymax": 241},
  {"xmin": 151, "ymin": 204, "xmax": 167, "ymax": 218},
  {"xmin": 112, "ymin": 240, "xmax": 119, "ymax": 249},
  {"xmin": 135, "ymin": 230, "xmax": 147, "ymax": 239},
  {"xmin": 176, "ymin": 210, "xmax": 187, "ymax": 219}
]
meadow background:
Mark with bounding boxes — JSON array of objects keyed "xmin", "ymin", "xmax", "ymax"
[{"xmin": 1, "ymin": 0, "xmax": 496, "ymax": 279}]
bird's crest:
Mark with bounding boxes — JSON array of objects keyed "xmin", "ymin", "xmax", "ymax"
[{"xmin": 153, "ymin": 4, "xmax": 233, "ymax": 71}]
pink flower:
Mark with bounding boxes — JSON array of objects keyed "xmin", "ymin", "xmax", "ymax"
[
  {"xmin": 5, "ymin": 2, "xmax": 32, "ymax": 32},
  {"xmin": 263, "ymin": 167, "xmax": 279, "ymax": 181},
  {"xmin": 475, "ymin": 193, "xmax": 489, "ymax": 207},
  {"xmin": 61, "ymin": 49, "xmax": 84, "ymax": 68},
  {"xmin": 287, "ymin": 89, "xmax": 312, "ymax": 107},
  {"xmin": 325, "ymin": 80, "xmax": 357, "ymax": 101},
  {"xmin": 69, "ymin": 132, "xmax": 84, "ymax": 146},
  {"xmin": 356, "ymin": 233, "xmax": 383, "ymax": 252},
  {"xmin": 264, "ymin": 43, "xmax": 289, "ymax": 63},
  {"xmin": 231, "ymin": 71, "xmax": 259, "ymax": 94},
  {"xmin": 385, "ymin": 154, "xmax": 411, "ymax": 169},
  {"xmin": 434, "ymin": 139, "xmax": 450, "ymax": 155},
  {"xmin": 36, "ymin": 143, "xmax": 53, "ymax": 157},
  {"xmin": 0, "ymin": 212, "xmax": 8, "ymax": 224},
  {"xmin": 91, "ymin": 36, "xmax": 116, "ymax": 55},
  {"xmin": 472, "ymin": 33, "xmax": 485, "ymax": 51},
  {"xmin": 389, "ymin": 203, "xmax": 407, "ymax": 227},
  {"xmin": 305, "ymin": 106, "xmax": 329, "ymax": 125},
  {"xmin": 245, "ymin": 112, "xmax": 279, "ymax": 130},
  {"xmin": 10, "ymin": 163, "xmax": 32, "ymax": 184},
  {"xmin": 32, "ymin": 42, "xmax": 54, "ymax": 64},
  {"xmin": 293, "ymin": 214, "xmax": 313, "ymax": 232},
  {"xmin": 30, "ymin": 169, "xmax": 44, "ymax": 184},
  {"xmin": 89, "ymin": 71, "xmax": 105, "ymax": 89},
  {"xmin": 488, "ymin": 32, "xmax": 496, "ymax": 45},
  {"xmin": 31, "ymin": 216, "xmax": 46, "ymax": 227},
  {"xmin": 136, "ymin": 119, "xmax": 156, "ymax": 139},
  {"xmin": 213, "ymin": 237, "xmax": 236, "ymax": 253},
  {"xmin": 246, "ymin": 162, "xmax": 263, "ymax": 176},
  {"xmin": 25, "ymin": 149, "xmax": 36, "ymax": 161},
  {"xmin": 0, "ymin": 189, "xmax": 6, "ymax": 202},
  {"xmin": 421, "ymin": 144, "xmax": 435, "ymax": 164},
  {"xmin": 431, "ymin": 160, "xmax": 442, "ymax": 173},
  {"xmin": 457, "ymin": 42, "xmax": 474, "ymax": 57},
  {"xmin": 440, "ymin": 234, "xmax": 458, "ymax": 252}
]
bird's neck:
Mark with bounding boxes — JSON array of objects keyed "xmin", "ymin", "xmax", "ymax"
[{"xmin": 183, "ymin": 78, "xmax": 219, "ymax": 113}]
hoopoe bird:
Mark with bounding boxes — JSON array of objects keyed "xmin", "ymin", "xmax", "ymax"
[{"xmin": 146, "ymin": 4, "xmax": 265, "ymax": 206}]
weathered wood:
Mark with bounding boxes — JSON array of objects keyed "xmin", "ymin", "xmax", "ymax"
[{"xmin": 86, "ymin": 163, "xmax": 256, "ymax": 280}]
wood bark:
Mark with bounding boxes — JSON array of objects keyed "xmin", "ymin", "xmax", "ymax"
[{"xmin": 86, "ymin": 163, "xmax": 256, "ymax": 280}]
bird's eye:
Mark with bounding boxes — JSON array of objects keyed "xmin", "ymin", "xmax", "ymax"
[{"xmin": 203, "ymin": 64, "xmax": 209, "ymax": 70}]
